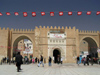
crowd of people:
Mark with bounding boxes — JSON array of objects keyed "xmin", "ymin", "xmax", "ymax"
[
  {"xmin": 76, "ymin": 55, "xmax": 100, "ymax": 66},
  {"xmin": 3, "ymin": 53, "xmax": 100, "ymax": 72},
  {"xmin": 0, "ymin": 53, "xmax": 63, "ymax": 72}
]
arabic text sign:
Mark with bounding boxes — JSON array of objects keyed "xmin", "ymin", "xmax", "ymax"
[{"xmin": 50, "ymin": 34, "xmax": 65, "ymax": 38}]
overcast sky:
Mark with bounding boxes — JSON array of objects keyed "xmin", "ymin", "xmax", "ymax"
[{"xmin": 0, "ymin": 0, "xmax": 100, "ymax": 31}]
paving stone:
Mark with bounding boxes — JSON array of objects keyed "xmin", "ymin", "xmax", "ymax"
[{"xmin": 0, "ymin": 63, "xmax": 100, "ymax": 75}]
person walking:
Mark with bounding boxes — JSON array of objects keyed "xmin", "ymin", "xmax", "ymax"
[
  {"xmin": 90, "ymin": 57, "xmax": 93, "ymax": 65},
  {"xmin": 38, "ymin": 55, "xmax": 44, "ymax": 67},
  {"xmin": 98, "ymin": 58, "xmax": 100, "ymax": 65},
  {"xmin": 83, "ymin": 57, "xmax": 86, "ymax": 65},
  {"xmin": 32, "ymin": 58, "xmax": 35, "ymax": 64},
  {"xmin": 52, "ymin": 56, "xmax": 54, "ymax": 63},
  {"xmin": 0, "ymin": 58, "xmax": 2, "ymax": 65},
  {"xmin": 35, "ymin": 57, "xmax": 37, "ymax": 63},
  {"xmin": 86, "ymin": 57, "xmax": 89, "ymax": 65},
  {"xmin": 7, "ymin": 57, "xmax": 9, "ymax": 64},
  {"xmin": 15, "ymin": 52, "xmax": 23, "ymax": 72},
  {"xmin": 61, "ymin": 57, "xmax": 63, "ymax": 64},
  {"xmin": 77, "ymin": 56, "xmax": 80, "ymax": 65},
  {"xmin": 13, "ymin": 57, "xmax": 16, "ymax": 64},
  {"xmin": 48, "ymin": 56, "xmax": 52, "ymax": 66},
  {"xmin": 57, "ymin": 55, "xmax": 60, "ymax": 64},
  {"xmin": 37, "ymin": 58, "xmax": 39, "ymax": 63}
]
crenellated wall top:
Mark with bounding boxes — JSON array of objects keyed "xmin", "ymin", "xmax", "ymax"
[
  {"xmin": 79, "ymin": 30, "xmax": 99, "ymax": 34},
  {"xmin": 0, "ymin": 27, "xmax": 10, "ymax": 30},
  {"xmin": 0, "ymin": 26, "xmax": 99, "ymax": 34},
  {"xmin": 10, "ymin": 28, "xmax": 34, "ymax": 33},
  {"xmin": 35, "ymin": 26, "xmax": 76, "ymax": 30}
]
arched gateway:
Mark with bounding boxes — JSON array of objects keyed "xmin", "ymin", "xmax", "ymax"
[
  {"xmin": 80, "ymin": 36, "xmax": 99, "ymax": 58},
  {"xmin": 53, "ymin": 49, "xmax": 61, "ymax": 63},
  {"xmin": 0, "ymin": 26, "xmax": 100, "ymax": 63},
  {"xmin": 12, "ymin": 35, "xmax": 33, "ymax": 57}
]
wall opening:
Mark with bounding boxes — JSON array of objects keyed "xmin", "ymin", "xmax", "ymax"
[
  {"xmin": 53, "ymin": 49, "xmax": 61, "ymax": 63},
  {"xmin": 13, "ymin": 36, "xmax": 33, "ymax": 59},
  {"xmin": 80, "ymin": 37, "xmax": 98, "ymax": 58}
]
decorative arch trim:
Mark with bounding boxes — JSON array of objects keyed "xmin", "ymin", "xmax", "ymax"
[
  {"xmin": 12, "ymin": 34, "xmax": 34, "ymax": 45},
  {"xmin": 80, "ymin": 36, "xmax": 99, "ymax": 47}
]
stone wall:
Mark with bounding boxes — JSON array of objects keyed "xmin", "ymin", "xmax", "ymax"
[
  {"xmin": 0, "ymin": 28, "xmax": 9, "ymax": 60},
  {"xmin": 0, "ymin": 26, "xmax": 100, "ymax": 63}
]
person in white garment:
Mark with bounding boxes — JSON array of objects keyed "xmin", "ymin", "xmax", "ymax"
[{"xmin": 61, "ymin": 57, "xmax": 63, "ymax": 64}]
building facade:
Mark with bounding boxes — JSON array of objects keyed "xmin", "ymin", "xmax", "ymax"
[{"xmin": 0, "ymin": 26, "xmax": 100, "ymax": 63}]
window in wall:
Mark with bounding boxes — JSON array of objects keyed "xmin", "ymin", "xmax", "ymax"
[
  {"xmin": 59, "ymin": 40, "xmax": 61, "ymax": 42},
  {"xmin": 62, "ymin": 40, "xmax": 64, "ymax": 43},
  {"xmin": 56, "ymin": 40, "xmax": 58, "ymax": 42},
  {"xmin": 48, "ymin": 33, "xmax": 49, "ymax": 35},
  {"xmin": 50, "ymin": 39, "xmax": 52, "ymax": 42},
  {"xmin": 53, "ymin": 40, "xmax": 55, "ymax": 42}
]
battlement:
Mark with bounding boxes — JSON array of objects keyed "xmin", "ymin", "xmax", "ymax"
[
  {"xmin": 35, "ymin": 26, "xmax": 76, "ymax": 30},
  {"xmin": 0, "ymin": 26, "xmax": 99, "ymax": 34},
  {"xmin": 0, "ymin": 27, "xmax": 34, "ymax": 33},
  {"xmin": 79, "ymin": 30, "xmax": 99, "ymax": 34},
  {"xmin": 0, "ymin": 27, "xmax": 9, "ymax": 30},
  {"xmin": 10, "ymin": 28, "xmax": 34, "ymax": 33}
]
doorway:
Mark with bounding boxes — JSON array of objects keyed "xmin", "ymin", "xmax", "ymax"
[{"xmin": 53, "ymin": 49, "xmax": 61, "ymax": 63}]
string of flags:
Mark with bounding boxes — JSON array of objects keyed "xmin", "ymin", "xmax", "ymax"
[{"xmin": 0, "ymin": 11, "xmax": 100, "ymax": 17}]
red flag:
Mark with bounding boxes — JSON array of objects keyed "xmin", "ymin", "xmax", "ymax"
[
  {"xmin": 14, "ymin": 12, "xmax": 19, "ymax": 16},
  {"xmin": 41, "ymin": 12, "xmax": 45, "ymax": 16},
  {"xmin": 32, "ymin": 12, "xmax": 36, "ymax": 17},
  {"xmin": 0, "ymin": 12, "xmax": 3, "ymax": 16},
  {"xmin": 50, "ymin": 12, "xmax": 54, "ymax": 16},
  {"xmin": 96, "ymin": 11, "xmax": 100, "ymax": 15},
  {"xmin": 59, "ymin": 12, "xmax": 63, "ymax": 16},
  {"xmin": 87, "ymin": 11, "xmax": 91, "ymax": 15},
  {"xmin": 68, "ymin": 12, "xmax": 72, "ymax": 15},
  {"xmin": 8, "ymin": 47, "xmax": 11, "ymax": 48},
  {"xmin": 23, "ymin": 12, "xmax": 27, "ymax": 17},
  {"xmin": 77, "ymin": 11, "xmax": 82, "ymax": 15},
  {"xmin": 6, "ymin": 12, "xmax": 10, "ymax": 15}
]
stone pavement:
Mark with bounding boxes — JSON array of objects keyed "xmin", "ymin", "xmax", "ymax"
[{"xmin": 0, "ymin": 63, "xmax": 100, "ymax": 75}]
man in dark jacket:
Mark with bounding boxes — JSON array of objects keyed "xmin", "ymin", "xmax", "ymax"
[
  {"xmin": 77, "ymin": 56, "xmax": 80, "ymax": 65},
  {"xmin": 49, "ymin": 56, "xmax": 52, "ymax": 66},
  {"xmin": 38, "ymin": 55, "xmax": 44, "ymax": 67},
  {"xmin": 86, "ymin": 57, "xmax": 89, "ymax": 65},
  {"xmin": 15, "ymin": 52, "xmax": 23, "ymax": 72}
]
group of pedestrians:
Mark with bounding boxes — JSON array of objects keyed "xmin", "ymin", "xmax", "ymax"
[
  {"xmin": 12, "ymin": 52, "xmax": 64, "ymax": 72},
  {"xmin": 81, "ymin": 57, "xmax": 90, "ymax": 65},
  {"xmin": 76, "ymin": 56, "xmax": 100, "ymax": 66},
  {"xmin": 37, "ymin": 55, "xmax": 63, "ymax": 67},
  {"xmin": 77, "ymin": 56, "xmax": 90, "ymax": 66},
  {"xmin": 0, "ymin": 57, "xmax": 12, "ymax": 65}
]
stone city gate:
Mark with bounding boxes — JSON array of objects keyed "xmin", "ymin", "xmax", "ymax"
[{"xmin": 0, "ymin": 26, "xmax": 100, "ymax": 63}]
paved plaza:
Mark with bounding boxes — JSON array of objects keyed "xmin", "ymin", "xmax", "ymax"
[{"xmin": 0, "ymin": 63, "xmax": 100, "ymax": 75}]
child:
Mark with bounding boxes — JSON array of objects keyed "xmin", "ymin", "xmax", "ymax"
[{"xmin": 32, "ymin": 58, "xmax": 35, "ymax": 63}]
